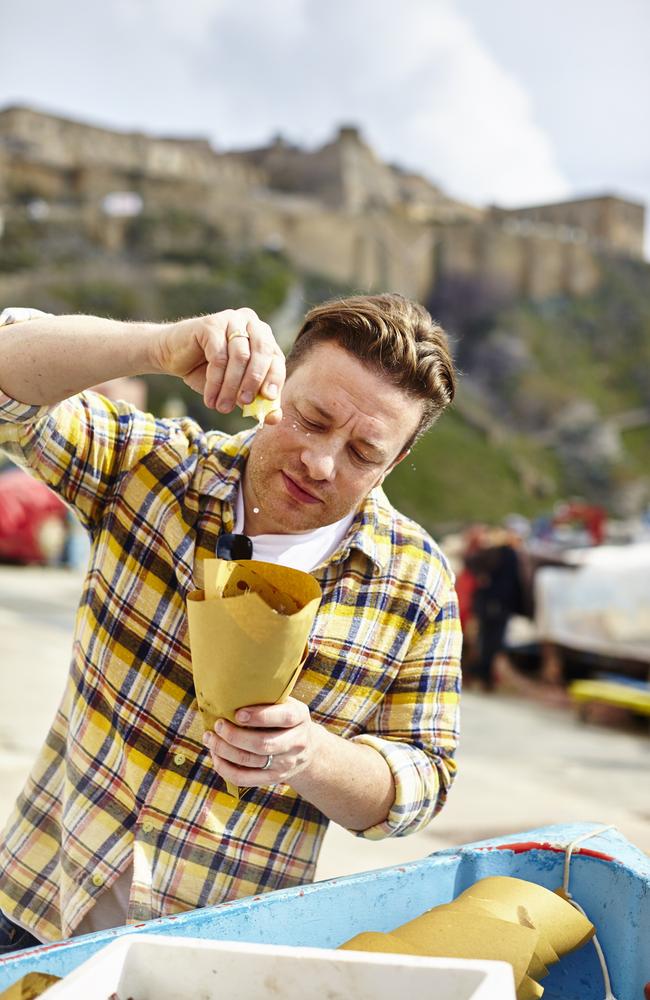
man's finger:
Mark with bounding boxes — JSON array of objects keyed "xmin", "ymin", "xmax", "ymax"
[
  {"xmin": 214, "ymin": 319, "xmax": 252, "ymax": 412},
  {"xmin": 203, "ymin": 340, "xmax": 230, "ymax": 409},
  {"xmin": 207, "ymin": 751, "xmax": 278, "ymax": 787},
  {"xmin": 236, "ymin": 320, "xmax": 279, "ymax": 406},
  {"xmin": 235, "ymin": 700, "xmax": 305, "ymax": 729},
  {"xmin": 209, "ymin": 721, "xmax": 294, "ymax": 757},
  {"xmin": 206, "ymin": 733, "xmax": 273, "ymax": 770},
  {"xmin": 260, "ymin": 348, "xmax": 286, "ymax": 403}
]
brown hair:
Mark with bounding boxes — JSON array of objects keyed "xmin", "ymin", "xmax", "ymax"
[{"xmin": 286, "ymin": 293, "xmax": 456, "ymax": 447}]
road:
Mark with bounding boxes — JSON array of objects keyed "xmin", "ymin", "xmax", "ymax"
[{"xmin": 0, "ymin": 564, "xmax": 648, "ymax": 884}]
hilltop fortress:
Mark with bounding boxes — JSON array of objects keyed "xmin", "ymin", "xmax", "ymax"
[{"xmin": 0, "ymin": 105, "xmax": 645, "ymax": 303}]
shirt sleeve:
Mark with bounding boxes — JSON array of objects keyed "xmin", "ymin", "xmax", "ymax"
[
  {"xmin": 0, "ymin": 389, "xmax": 180, "ymax": 532},
  {"xmin": 349, "ymin": 578, "xmax": 462, "ymax": 840}
]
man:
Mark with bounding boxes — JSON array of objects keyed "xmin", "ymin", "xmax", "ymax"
[{"xmin": 0, "ymin": 294, "xmax": 461, "ymax": 952}]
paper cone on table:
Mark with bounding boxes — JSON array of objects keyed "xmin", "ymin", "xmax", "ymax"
[{"xmin": 187, "ymin": 558, "xmax": 321, "ymax": 796}]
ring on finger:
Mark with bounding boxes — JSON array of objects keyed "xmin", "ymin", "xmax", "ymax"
[
  {"xmin": 261, "ymin": 754, "xmax": 273, "ymax": 771},
  {"xmin": 227, "ymin": 329, "xmax": 250, "ymax": 343}
]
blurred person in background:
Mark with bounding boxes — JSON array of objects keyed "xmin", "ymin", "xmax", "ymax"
[{"xmin": 463, "ymin": 526, "xmax": 525, "ymax": 691}]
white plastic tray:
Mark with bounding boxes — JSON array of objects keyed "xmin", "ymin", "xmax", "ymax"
[{"xmin": 44, "ymin": 934, "xmax": 516, "ymax": 1000}]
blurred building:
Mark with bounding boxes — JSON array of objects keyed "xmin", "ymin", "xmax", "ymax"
[{"xmin": 0, "ymin": 105, "xmax": 646, "ymax": 303}]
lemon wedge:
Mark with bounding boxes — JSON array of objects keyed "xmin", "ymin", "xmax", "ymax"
[{"xmin": 241, "ymin": 395, "xmax": 281, "ymax": 423}]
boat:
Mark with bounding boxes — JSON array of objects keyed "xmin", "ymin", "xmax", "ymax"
[{"xmin": 0, "ymin": 821, "xmax": 648, "ymax": 999}]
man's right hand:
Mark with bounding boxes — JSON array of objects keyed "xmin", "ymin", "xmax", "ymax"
[{"xmin": 153, "ymin": 308, "xmax": 285, "ymax": 420}]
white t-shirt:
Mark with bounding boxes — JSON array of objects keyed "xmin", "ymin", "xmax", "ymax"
[
  {"xmin": 72, "ymin": 490, "xmax": 355, "ymax": 937},
  {"xmin": 233, "ymin": 484, "xmax": 355, "ymax": 572}
]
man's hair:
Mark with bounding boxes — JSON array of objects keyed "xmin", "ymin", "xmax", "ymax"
[{"xmin": 286, "ymin": 293, "xmax": 456, "ymax": 448}]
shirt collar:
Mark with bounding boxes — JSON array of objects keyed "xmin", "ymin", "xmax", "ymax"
[
  {"xmin": 197, "ymin": 427, "xmax": 256, "ymax": 504},
  {"xmin": 199, "ymin": 427, "xmax": 393, "ymax": 575}
]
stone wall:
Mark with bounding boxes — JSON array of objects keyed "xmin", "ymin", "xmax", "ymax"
[
  {"xmin": 0, "ymin": 105, "xmax": 646, "ymax": 304},
  {"xmin": 492, "ymin": 196, "xmax": 645, "ymax": 259},
  {"xmin": 437, "ymin": 221, "xmax": 601, "ymax": 300}
]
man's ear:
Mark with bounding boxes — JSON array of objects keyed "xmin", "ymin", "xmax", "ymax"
[{"xmin": 375, "ymin": 447, "xmax": 411, "ymax": 487}]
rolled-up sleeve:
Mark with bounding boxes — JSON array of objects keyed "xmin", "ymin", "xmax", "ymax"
[
  {"xmin": 0, "ymin": 390, "xmax": 175, "ymax": 531},
  {"xmin": 350, "ymin": 582, "xmax": 462, "ymax": 840},
  {"xmin": 0, "ymin": 391, "xmax": 52, "ymax": 426}
]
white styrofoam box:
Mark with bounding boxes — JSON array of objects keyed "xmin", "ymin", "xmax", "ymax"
[{"xmin": 44, "ymin": 934, "xmax": 516, "ymax": 1000}]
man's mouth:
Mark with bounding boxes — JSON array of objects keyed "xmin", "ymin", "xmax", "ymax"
[{"xmin": 281, "ymin": 471, "xmax": 323, "ymax": 505}]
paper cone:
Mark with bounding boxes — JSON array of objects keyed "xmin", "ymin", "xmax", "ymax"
[
  {"xmin": 457, "ymin": 877, "xmax": 594, "ymax": 956},
  {"xmin": 338, "ymin": 874, "xmax": 595, "ymax": 1000},
  {"xmin": 187, "ymin": 558, "xmax": 321, "ymax": 795},
  {"xmin": 0, "ymin": 973, "xmax": 61, "ymax": 1000}
]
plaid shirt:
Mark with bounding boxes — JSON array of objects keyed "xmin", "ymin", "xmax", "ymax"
[{"xmin": 0, "ymin": 390, "xmax": 461, "ymax": 941}]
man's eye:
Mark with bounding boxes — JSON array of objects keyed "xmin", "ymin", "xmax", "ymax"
[
  {"xmin": 352, "ymin": 449, "xmax": 373, "ymax": 465},
  {"xmin": 300, "ymin": 414, "xmax": 323, "ymax": 430}
]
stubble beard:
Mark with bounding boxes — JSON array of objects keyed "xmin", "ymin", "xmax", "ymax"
[{"xmin": 245, "ymin": 442, "xmax": 354, "ymax": 534}]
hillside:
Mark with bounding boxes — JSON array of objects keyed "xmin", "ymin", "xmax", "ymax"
[{"xmin": 1, "ymin": 211, "xmax": 649, "ymax": 532}]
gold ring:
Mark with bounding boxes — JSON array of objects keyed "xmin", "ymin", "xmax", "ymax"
[{"xmin": 227, "ymin": 329, "xmax": 250, "ymax": 343}]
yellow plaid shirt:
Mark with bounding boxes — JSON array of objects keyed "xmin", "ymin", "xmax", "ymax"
[{"xmin": 0, "ymin": 390, "xmax": 461, "ymax": 941}]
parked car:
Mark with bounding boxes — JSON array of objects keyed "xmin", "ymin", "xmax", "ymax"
[{"xmin": 0, "ymin": 464, "xmax": 69, "ymax": 565}]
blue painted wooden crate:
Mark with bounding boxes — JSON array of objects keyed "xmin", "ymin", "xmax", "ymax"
[{"xmin": 1, "ymin": 822, "xmax": 648, "ymax": 999}]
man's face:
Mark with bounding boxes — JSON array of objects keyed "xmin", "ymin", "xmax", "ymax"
[{"xmin": 243, "ymin": 341, "xmax": 422, "ymax": 534}]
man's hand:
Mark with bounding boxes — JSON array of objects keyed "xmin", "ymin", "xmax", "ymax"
[
  {"xmin": 203, "ymin": 697, "xmax": 395, "ymax": 830},
  {"xmin": 153, "ymin": 308, "xmax": 285, "ymax": 420},
  {"xmin": 202, "ymin": 698, "xmax": 320, "ymax": 787}
]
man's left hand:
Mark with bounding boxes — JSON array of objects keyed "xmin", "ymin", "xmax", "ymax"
[{"xmin": 202, "ymin": 698, "xmax": 319, "ymax": 786}]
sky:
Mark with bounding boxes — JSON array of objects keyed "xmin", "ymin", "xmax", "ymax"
[{"xmin": 2, "ymin": 0, "xmax": 649, "ymax": 248}]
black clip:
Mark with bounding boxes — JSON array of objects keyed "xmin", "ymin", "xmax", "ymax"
[{"xmin": 216, "ymin": 532, "xmax": 253, "ymax": 561}]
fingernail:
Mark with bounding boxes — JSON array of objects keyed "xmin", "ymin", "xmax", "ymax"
[
  {"xmin": 202, "ymin": 732, "xmax": 212, "ymax": 747},
  {"xmin": 240, "ymin": 391, "xmax": 253, "ymax": 404},
  {"xmin": 265, "ymin": 384, "xmax": 278, "ymax": 399},
  {"xmin": 218, "ymin": 399, "xmax": 233, "ymax": 412},
  {"xmin": 215, "ymin": 720, "xmax": 224, "ymax": 734},
  {"xmin": 237, "ymin": 710, "xmax": 250, "ymax": 723}
]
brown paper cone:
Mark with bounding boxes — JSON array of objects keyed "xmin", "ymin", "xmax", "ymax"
[
  {"xmin": 392, "ymin": 908, "xmax": 538, "ymax": 990},
  {"xmin": 457, "ymin": 877, "xmax": 594, "ymax": 956},
  {"xmin": 339, "ymin": 932, "xmax": 422, "ymax": 955},
  {"xmin": 187, "ymin": 558, "xmax": 322, "ymax": 796},
  {"xmin": 0, "ymin": 973, "xmax": 61, "ymax": 1000}
]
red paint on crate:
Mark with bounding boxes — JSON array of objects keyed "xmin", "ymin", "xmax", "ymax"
[{"xmin": 481, "ymin": 841, "xmax": 615, "ymax": 863}]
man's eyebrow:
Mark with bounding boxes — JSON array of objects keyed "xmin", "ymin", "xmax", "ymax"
[{"xmin": 306, "ymin": 401, "xmax": 387, "ymax": 458}]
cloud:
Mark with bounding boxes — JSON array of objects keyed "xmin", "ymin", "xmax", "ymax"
[
  {"xmin": 2, "ymin": 0, "xmax": 569, "ymax": 208},
  {"xmin": 174, "ymin": 0, "xmax": 569, "ymax": 206}
]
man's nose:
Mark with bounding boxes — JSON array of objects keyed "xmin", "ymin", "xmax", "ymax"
[{"xmin": 300, "ymin": 443, "xmax": 336, "ymax": 482}]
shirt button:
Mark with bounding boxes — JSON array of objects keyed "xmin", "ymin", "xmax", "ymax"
[
  {"xmin": 142, "ymin": 821, "xmax": 154, "ymax": 834},
  {"xmin": 92, "ymin": 873, "xmax": 104, "ymax": 888},
  {"xmin": 173, "ymin": 753, "xmax": 187, "ymax": 766}
]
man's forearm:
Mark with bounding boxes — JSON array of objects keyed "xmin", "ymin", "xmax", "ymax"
[
  {"xmin": 290, "ymin": 725, "xmax": 395, "ymax": 832},
  {"xmin": 0, "ymin": 315, "xmax": 160, "ymax": 406}
]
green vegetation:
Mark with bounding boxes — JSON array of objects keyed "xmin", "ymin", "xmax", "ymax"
[
  {"xmin": 48, "ymin": 281, "xmax": 141, "ymax": 320},
  {"xmin": 2, "ymin": 212, "xmax": 649, "ymax": 527},
  {"xmin": 620, "ymin": 426, "xmax": 650, "ymax": 480},
  {"xmin": 491, "ymin": 260, "xmax": 650, "ymax": 422},
  {"xmin": 385, "ymin": 409, "xmax": 563, "ymax": 533}
]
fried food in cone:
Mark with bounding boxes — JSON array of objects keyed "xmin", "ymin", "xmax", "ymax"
[{"xmin": 187, "ymin": 558, "xmax": 321, "ymax": 794}]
